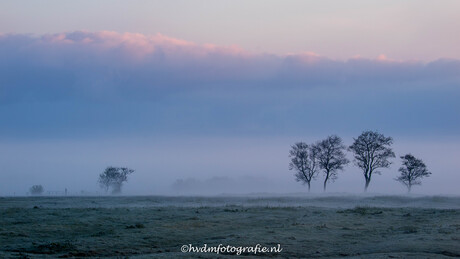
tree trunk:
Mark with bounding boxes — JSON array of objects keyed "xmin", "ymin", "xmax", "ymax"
[
  {"xmin": 323, "ymin": 175, "xmax": 328, "ymax": 192},
  {"xmin": 408, "ymin": 184, "xmax": 412, "ymax": 193},
  {"xmin": 307, "ymin": 182, "xmax": 311, "ymax": 192},
  {"xmin": 111, "ymin": 183, "xmax": 122, "ymax": 194},
  {"xmin": 364, "ymin": 179, "xmax": 370, "ymax": 192}
]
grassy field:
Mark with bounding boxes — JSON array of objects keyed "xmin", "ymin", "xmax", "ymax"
[{"xmin": 1, "ymin": 196, "xmax": 459, "ymax": 258}]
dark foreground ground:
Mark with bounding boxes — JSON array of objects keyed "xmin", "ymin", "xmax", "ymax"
[{"xmin": 0, "ymin": 196, "xmax": 459, "ymax": 258}]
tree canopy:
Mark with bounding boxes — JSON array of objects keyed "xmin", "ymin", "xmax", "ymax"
[
  {"xmin": 315, "ymin": 135, "xmax": 349, "ymax": 191},
  {"xmin": 349, "ymin": 131, "xmax": 395, "ymax": 191},
  {"xmin": 289, "ymin": 142, "xmax": 319, "ymax": 191},
  {"xmin": 396, "ymin": 154, "xmax": 431, "ymax": 192}
]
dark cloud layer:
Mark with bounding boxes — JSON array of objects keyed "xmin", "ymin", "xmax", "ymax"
[{"xmin": 1, "ymin": 31, "xmax": 459, "ymax": 138}]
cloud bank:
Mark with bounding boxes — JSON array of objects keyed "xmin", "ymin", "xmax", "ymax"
[{"xmin": 1, "ymin": 31, "xmax": 459, "ymax": 138}]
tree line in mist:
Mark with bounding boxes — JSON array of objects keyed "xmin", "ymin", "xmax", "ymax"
[
  {"xmin": 28, "ymin": 130, "xmax": 431, "ymax": 195},
  {"xmin": 289, "ymin": 130, "xmax": 431, "ymax": 193}
]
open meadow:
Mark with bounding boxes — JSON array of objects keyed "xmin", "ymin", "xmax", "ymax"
[{"xmin": 0, "ymin": 195, "xmax": 459, "ymax": 258}]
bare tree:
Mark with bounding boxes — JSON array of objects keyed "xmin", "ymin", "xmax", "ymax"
[
  {"xmin": 289, "ymin": 142, "xmax": 319, "ymax": 192},
  {"xmin": 349, "ymin": 130, "xmax": 395, "ymax": 191},
  {"xmin": 315, "ymin": 135, "xmax": 349, "ymax": 191},
  {"xmin": 396, "ymin": 154, "xmax": 431, "ymax": 193},
  {"xmin": 98, "ymin": 167, "xmax": 134, "ymax": 194},
  {"xmin": 30, "ymin": 185, "xmax": 44, "ymax": 195}
]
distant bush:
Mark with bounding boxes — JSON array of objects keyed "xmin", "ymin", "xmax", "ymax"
[
  {"xmin": 98, "ymin": 166, "xmax": 134, "ymax": 194},
  {"xmin": 30, "ymin": 185, "xmax": 44, "ymax": 195}
]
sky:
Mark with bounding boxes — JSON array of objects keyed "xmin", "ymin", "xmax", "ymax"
[
  {"xmin": 2, "ymin": 0, "xmax": 460, "ymax": 60},
  {"xmin": 0, "ymin": 1, "xmax": 459, "ymax": 195}
]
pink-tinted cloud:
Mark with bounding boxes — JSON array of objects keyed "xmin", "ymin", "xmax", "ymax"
[
  {"xmin": 36, "ymin": 31, "xmax": 250, "ymax": 62},
  {"xmin": 1, "ymin": 31, "xmax": 459, "ymax": 103}
]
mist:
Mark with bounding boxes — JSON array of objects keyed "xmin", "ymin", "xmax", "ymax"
[{"xmin": 1, "ymin": 135, "xmax": 458, "ymax": 196}]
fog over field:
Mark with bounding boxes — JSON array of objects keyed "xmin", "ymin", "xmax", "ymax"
[{"xmin": 1, "ymin": 136, "xmax": 460, "ymax": 196}]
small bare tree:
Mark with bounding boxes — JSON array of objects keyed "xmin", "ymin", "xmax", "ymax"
[
  {"xmin": 289, "ymin": 142, "xmax": 319, "ymax": 192},
  {"xmin": 30, "ymin": 185, "xmax": 44, "ymax": 195},
  {"xmin": 349, "ymin": 131, "xmax": 395, "ymax": 191},
  {"xmin": 98, "ymin": 167, "xmax": 134, "ymax": 194},
  {"xmin": 396, "ymin": 154, "xmax": 431, "ymax": 193},
  {"xmin": 315, "ymin": 135, "xmax": 349, "ymax": 191}
]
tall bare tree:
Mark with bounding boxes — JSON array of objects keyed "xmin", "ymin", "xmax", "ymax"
[
  {"xmin": 289, "ymin": 142, "xmax": 319, "ymax": 192},
  {"xmin": 315, "ymin": 135, "xmax": 349, "ymax": 191},
  {"xmin": 349, "ymin": 131, "xmax": 395, "ymax": 191},
  {"xmin": 396, "ymin": 154, "xmax": 431, "ymax": 193},
  {"xmin": 98, "ymin": 167, "xmax": 134, "ymax": 194}
]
